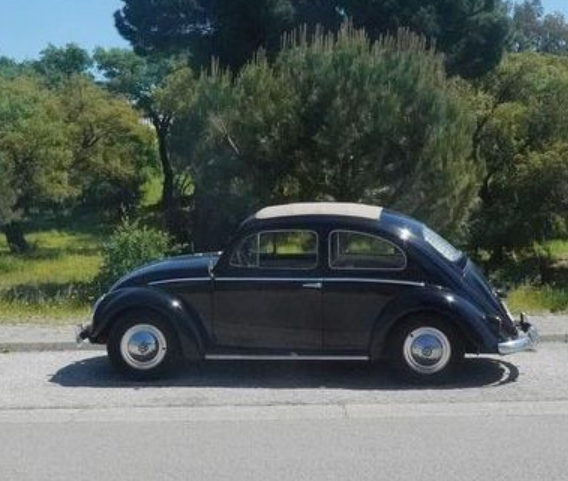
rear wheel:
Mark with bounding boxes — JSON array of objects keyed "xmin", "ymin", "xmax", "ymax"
[
  {"xmin": 107, "ymin": 310, "xmax": 181, "ymax": 380},
  {"xmin": 388, "ymin": 317, "xmax": 464, "ymax": 383}
]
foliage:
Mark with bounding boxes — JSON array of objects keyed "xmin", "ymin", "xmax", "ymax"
[
  {"xmin": 114, "ymin": 0, "xmax": 510, "ymax": 78},
  {"xmin": 0, "ymin": 75, "xmax": 73, "ymax": 251},
  {"xmin": 0, "ymin": 56, "xmax": 34, "ymax": 79},
  {"xmin": 471, "ymin": 53, "xmax": 568, "ymax": 256},
  {"xmin": 33, "ymin": 44, "xmax": 93, "ymax": 85},
  {"xmin": 97, "ymin": 218, "xmax": 173, "ymax": 289},
  {"xmin": 168, "ymin": 26, "xmax": 481, "ymax": 249},
  {"xmin": 56, "ymin": 76, "xmax": 156, "ymax": 212},
  {"xmin": 343, "ymin": 0, "xmax": 510, "ymax": 78},
  {"xmin": 511, "ymin": 0, "xmax": 568, "ymax": 54},
  {"xmin": 94, "ymin": 48, "xmax": 194, "ymax": 217},
  {"xmin": 94, "ymin": 48, "xmax": 182, "ymax": 116},
  {"xmin": 0, "ymin": 154, "xmax": 16, "ymax": 226},
  {"xmin": 0, "ymin": 61, "xmax": 156, "ymax": 252}
]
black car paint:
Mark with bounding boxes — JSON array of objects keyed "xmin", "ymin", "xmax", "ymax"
[{"xmin": 89, "ymin": 209, "xmax": 517, "ymax": 358}]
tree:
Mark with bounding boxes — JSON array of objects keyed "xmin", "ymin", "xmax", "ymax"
[
  {"xmin": 114, "ymin": 0, "xmax": 509, "ymax": 78},
  {"xmin": 511, "ymin": 0, "xmax": 568, "ymax": 54},
  {"xmin": 114, "ymin": 0, "xmax": 336, "ymax": 71},
  {"xmin": 33, "ymin": 44, "xmax": 93, "ymax": 85},
  {"xmin": 343, "ymin": 0, "xmax": 510, "ymax": 78},
  {"xmin": 168, "ymin": 26, "xmax": 481, "ymax": 249},
  {"xmin": 56, "ymin": 76, "xmax": 156, "ymax": 213},
  {"xmin": 0, "ymin": 71, "xmax": 155, "ymax": 252},
  {"xmin": 94, "ymin": 49, "xmax": 192, "ymax": 215},
  {"xmin": 0, "ymin": 154, "xmax": 16, "ymax": 227},
  {"xmin": 0, "ymin": 56, "xmax": 33, "ymax": 79},
  {"xmin": 0, "ymin": 76, "xmax": 73, "ymax": 252},
  {"xmin": 471, "ymin": 53, "xmax": 568, "ymax": 258}
]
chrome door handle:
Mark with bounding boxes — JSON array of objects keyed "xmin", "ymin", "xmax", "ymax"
[{"xmin": 302, "ymin": 282, "xmax": 322, "ymax": 289}]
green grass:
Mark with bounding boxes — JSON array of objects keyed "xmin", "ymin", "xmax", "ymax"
[
  {"xmin": 543, "ymin": 239, "xmax": 568, "ymax": 258},
  {"xmin": 0, "ymin": 228, "xmax": 102, "ymax": 323},
  {"xmin": 0, "ymin": 175, "xmax": 165, "ymax": 324},
  {"xmin": 507, "ymin": 285, "xmax": 568, "ymax": 314},
  {"xmin": 493, "ymin": 238, "xmax": 568, "ymax": 314}
]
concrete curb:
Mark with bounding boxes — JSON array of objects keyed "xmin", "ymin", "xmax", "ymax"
[
  {"xmin": 0, "ymin": 342, "xmax": 105, "ymax": 353},
  {"xmin": 540, "ymin": 334, "xmax": 568, "ymax": 343},
  {"xmin": 0, "ymin": 336, "xmax": 566, "ymax": 354}
]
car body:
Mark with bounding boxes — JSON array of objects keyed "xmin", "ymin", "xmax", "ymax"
[{"xmin": 77, "ymin": 202, "xmax": 538, "ymax": 381}]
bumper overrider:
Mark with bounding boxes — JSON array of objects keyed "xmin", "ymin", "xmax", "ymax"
[
  {"xmin": 75, "ymin": 294, "xmax": 106, "ymax": 346},
  {"xmin": 498, "ymin": 313, "xmax": 539, "ymax": 355},
  {"xmin": 75, "ymin": 323, "xmax": 91, "ymax": 346}
]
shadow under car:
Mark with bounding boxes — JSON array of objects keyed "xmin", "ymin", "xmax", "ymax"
[{"xmin": 50, "ymin": 355, "xmax": 519, "ymax": 390}]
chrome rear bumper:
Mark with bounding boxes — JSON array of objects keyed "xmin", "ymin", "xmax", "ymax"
[{"xmin": 498, "ymin": 314, "xmax": 539, "ymax": 355}]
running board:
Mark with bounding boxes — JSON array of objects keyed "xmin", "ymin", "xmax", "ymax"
[{"xmin": 204, "ymin": 353, "xmax": 369, "ymax": 361}]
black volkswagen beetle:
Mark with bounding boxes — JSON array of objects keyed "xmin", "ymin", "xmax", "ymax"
[{"xmin": 77, "ymin": 203, "xmax": 538, "ymax": 382}]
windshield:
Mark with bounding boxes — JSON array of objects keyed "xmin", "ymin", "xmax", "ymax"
[{"xmin": 422, "ymin": 226, "xmax": 463, "ymax": 262}]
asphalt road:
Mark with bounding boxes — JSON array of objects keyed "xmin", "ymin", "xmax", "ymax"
[{"xmin": 0, "ymin": 344, "xmax": 567, "ymax": 480}]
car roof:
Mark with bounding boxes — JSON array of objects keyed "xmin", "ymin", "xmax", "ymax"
[{"xmin": 254, "ymin": 202, "xmax": 383, "ymax": 221}]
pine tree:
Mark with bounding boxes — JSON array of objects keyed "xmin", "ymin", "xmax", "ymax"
[{"xmin": 167, "ymin": 26, "xmax": 481, "ymax": 248}]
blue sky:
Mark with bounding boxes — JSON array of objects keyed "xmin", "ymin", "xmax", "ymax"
[
  {"xmin": 0, "ymin": 0, "xmax": 567, "ymax": 61},
  {"xmin": 545, "ymin": 0, "xmax": 568, "ymax": 16},
  {"xmin": 0, "ymin": 0, "xmax": 127, "ymax": 60}
]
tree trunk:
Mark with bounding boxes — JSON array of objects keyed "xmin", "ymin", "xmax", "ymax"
[
  {"xmin": 155, "ymin": 125, "xmax": 174, "ymax": 212},
  {"xmin": 152, "ymin": 118, "xmax": 182, "ymax": 239},
  {"xmin": 2, "ymin": 222, "xmax": 30, "ymax": 254}
]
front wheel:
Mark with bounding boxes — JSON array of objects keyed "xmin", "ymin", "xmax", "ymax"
[
  {"xmin": 107, "ymin": 311, "xmax": 181, "ymax": 380},
  {"xmin": 388, "ymin": 317, "xmax": 464, "ymax": 383}
]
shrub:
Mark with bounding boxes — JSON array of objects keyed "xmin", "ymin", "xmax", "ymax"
[{"xmin": 97, "ymin": 218, "xmax": 172, "ymax": 289}]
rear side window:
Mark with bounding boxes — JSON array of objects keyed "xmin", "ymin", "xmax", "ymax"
[
  {"xmin": 231, "ymin": 230, "xmax": 318, "ymax": 269},
  {"xmin": 329, "ymin": 230, "xmax": 406, "ymax": 270}
]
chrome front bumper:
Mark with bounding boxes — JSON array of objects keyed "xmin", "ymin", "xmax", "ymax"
[{"xmin": 498, "ymin": 314, "xmax": 539, "ymax": 355}]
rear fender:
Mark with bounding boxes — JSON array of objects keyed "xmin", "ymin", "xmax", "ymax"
[
  {"xmin": 91, "ymin": 287, "xmax": 205, "ymax": 360},
  {"xmin": 370, "ymin": 287, "xmax": 499, "ymax": 359}
]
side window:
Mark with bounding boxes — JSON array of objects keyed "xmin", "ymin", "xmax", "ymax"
[
  {"xmin": 231, "ymin": 230, "xmax": 318, "ymax": 269},
  {"xmin": 329, "ymin": 231, "xmax": 406, "ymax": 270}
]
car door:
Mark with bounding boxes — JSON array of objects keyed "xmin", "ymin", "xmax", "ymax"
[
  {"xmin": 212, "ymin": 228, "xmax": 323, "ymax": 350},
  {"xmin": 322, "ymin": 229, "xmax": 416, "ymax": 351}
]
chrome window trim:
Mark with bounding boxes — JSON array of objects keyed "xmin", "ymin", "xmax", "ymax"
[
  {"xmin": 324, "ymin": 277, "xmax": 423, "ymax": 287},
  {"xmin": 215, "ymin": 277, "xmax": 424, "ymax": 287},
  {"xmin": 229, "ymin": 229, "xmax": 319, "ymax": 271},
  {"xmin": 217, "ymin": 277, "xmax": 319, "ymax": 282},
  {"xmin": 148, "ymin": 276, "xmax": 423, "ymax": 287},
  {"xmin": 328, "ymin": 229, "xmax": 407, "ymax": 271},
  {"xmin": 148, "ymin": 277, "xmax": 210, "ymax": 286}
]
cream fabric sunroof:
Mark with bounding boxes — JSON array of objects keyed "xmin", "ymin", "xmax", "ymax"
[{"xmin": 255, "ymin": 203, "xmax": 382, "ymax": 220}]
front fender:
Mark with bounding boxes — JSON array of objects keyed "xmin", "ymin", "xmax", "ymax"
[
  {"xmin": 91, "ymin": 287, "xmax": 205, "ymax": 360},
  {"xmin": 370, "ymin": 286, "xmax": 499, "ymax": 359}
]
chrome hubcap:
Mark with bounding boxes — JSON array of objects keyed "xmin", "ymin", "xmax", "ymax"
[
  {"xmin": 120, "ymin": 324, "xmax": 167, "ymax": 370},
  {"xmin": 403, "ymin": 327, "xmax": 451, "ymax": 375}
]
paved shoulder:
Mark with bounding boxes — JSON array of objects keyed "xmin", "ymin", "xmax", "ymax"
[{"xmin": 0, "ymin": 344, "xmax": 567, "ymax": 411}]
